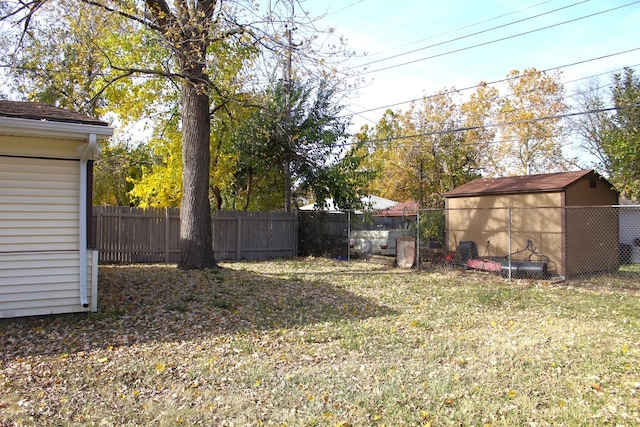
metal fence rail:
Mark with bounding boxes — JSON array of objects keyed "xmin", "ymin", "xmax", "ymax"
[{"xmin": 92, "ymin": 206, "xmax": 297, "ymax": 264}]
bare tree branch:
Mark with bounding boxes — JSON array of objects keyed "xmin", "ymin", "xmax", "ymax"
[{"xmin": 80, "ymin": 0, "xmax": 163, "ymax": 32}]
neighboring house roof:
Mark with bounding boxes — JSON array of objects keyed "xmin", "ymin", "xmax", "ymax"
[
  {"xmin": 0, "ymin": 100, "xmax": 108, "ymax": 126},
  {"xmin": 444, "ymin": 170, "xmax": 612, "ymax": 198},
  {"xmin": 375, "ymin": 200, "xmax": 419, "ymax": 217},
  {"xmin": 299, "ymin": 195, "xmax": 398, "ymax": 212}
]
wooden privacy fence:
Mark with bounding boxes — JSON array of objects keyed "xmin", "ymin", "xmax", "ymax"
[{"xmin": 92, "ymin": 206, "xmax": 297, "ymax": 264}]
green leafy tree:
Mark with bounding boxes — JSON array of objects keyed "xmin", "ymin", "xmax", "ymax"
[
  {"xmin": 574, "ymin": 67, "xmax": 640, "ymax": 200},
  {"xmin": 228, "ymin": 79, "xmax": 363, "ymax": 211},
  {"xmin": 2, "ymin": 0, "xmax": 353, "ymax": 269},
  {"xmin": 608, "ymin": 68, "xmax": 640, "ymax": 200},
  {"xmin": 94, "ymin": 138, "xmax": 151, "ymax": 206}
]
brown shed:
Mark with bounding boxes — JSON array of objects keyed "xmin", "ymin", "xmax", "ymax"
[{"xmin": 444, "ymin": 170, "xmax": 619, "ymax": 278}]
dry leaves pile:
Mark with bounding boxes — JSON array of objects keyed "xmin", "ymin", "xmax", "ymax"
[{"xmin": 1, "ymin": 258, "xmax": 639, "ymax": 426}]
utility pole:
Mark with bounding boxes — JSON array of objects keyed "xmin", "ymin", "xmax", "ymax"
[
  {"xmin": 418, "ymin": 160, "xmax": 424, "ymax": 208},
  {"xmin": 283, "ymin": 24, "xmax": 293, "ymax": 212}
]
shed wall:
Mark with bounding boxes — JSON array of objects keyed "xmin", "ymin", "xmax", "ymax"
[
  {"xmin": 565, "ymin": 207, "xmax": 619, "ymax": 276},
  {"xmin": 445, "ymin": 192, "xmax": 565, "ymax": 275},
  {"xmin": 0, "ymin": 143, "xmax": 95, "ymax": 317},
  {"xmin": 565, "ymin": 178, "xmax": 619, "ymax": 206}
]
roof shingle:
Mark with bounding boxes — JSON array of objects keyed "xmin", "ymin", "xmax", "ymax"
[
  {"xmin": 0, "ymin": 101, "xmax": 108, "ymax": 126},
  {"xmin": 444, "ymin": 170, "xmax": 602, "ymax": 198}
]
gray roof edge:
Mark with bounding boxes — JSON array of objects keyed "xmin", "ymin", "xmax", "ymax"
[{"xmin": 0, "ymin": 115, "xmax": 114, "ymax": 140}]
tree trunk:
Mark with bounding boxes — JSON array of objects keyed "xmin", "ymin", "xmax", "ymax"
[{"xmin": 178, "ymin": 81, "xmax": 217, "ymax": 269}]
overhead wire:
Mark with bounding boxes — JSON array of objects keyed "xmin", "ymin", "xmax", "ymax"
[
  {"xmin": 339, "ymin": 48, "xmax": 640, "ymax": 119},
  {"xmin": 348, "ymin": 0, "xmax": 590, "ymax": 71},
  {"xmin": 354, "ymin": 1, "xmax": 640, "ymax": 77},
  {"xmin": 352, "ymin": 0, "xmax": 558, "ymax": 59},
  {"xmin": 340, "ymin": 103, "xmax": 640, "ymax": 149}
]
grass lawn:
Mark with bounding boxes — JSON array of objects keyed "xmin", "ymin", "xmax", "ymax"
[{"xmin": 1, "ymin": 258, "xmax": 639, "ymax": 426}]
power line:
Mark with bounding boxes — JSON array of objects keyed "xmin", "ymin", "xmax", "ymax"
[
  {"xmin": 345, "ymin": 103, "xmax": 640, "ymax": 148},
  {"xmin": 355, "ymin": 1, "xmax": 640, "ymax": 77},
  {"xmin": 340, "ymin": 47, "xmax": 640, "ymax": 118},
  {"xmin": 349, "ymin": 0, "xmax": 589, "ymax": 71},
  {"xmin": 326, "ymin": 0, "xmax": 366, "ymax": 16},
  {"xmin": 354, "ymin": 0, "xmax": 558, "ymax": 60}
]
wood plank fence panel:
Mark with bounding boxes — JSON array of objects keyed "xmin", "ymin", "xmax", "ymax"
[{"xmin": 92, "ymin": 206, "xmax": 296, "ymax": 264}]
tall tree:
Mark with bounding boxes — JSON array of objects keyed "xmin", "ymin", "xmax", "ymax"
[
  {"xmin": 574, "ymin": 68, "xmax": 640, "ymax": 200},
  {"xmin": 496, "ymin": 68, "xmax": 569, "ymax": 175},
  {"xmin": 229, "ymin": 78, "xmax": 361, "ymax": 211},
  {"xmin": 363, "ymin": 91, "xmax": 480, "ymax": 207},
  {"xmin": 461, "ymin": 82, "xmax": 500, "ymax": 176},
  {"xmin": 3, "ymin": 0, "xmax": 347, "ymax": 269},
  {"xmin": 2, "ymin": 0, "xmax": 233, "ymax": 268}
]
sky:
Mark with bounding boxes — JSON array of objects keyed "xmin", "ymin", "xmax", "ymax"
[{"xmin": 299, "ymin": 0, "xmax": 640, "ymax": 131}]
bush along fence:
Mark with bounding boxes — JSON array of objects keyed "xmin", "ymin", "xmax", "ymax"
[{"xmin": 91, "ymin": 206, "xmax": 297, "ymax": 264}]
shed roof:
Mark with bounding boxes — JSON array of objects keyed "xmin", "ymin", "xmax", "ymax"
[
  {"xmin": 0, "ymin": 101, "xmax": 108, "ymax": 126},
  {"xmin": 444, "ymin": 170, "xmax": 602, "ymax": 198}
]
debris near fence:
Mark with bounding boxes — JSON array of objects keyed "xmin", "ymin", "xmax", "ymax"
[{"xmin": 367, "ymin": 255, "xmax": 396, "ymax": 268}]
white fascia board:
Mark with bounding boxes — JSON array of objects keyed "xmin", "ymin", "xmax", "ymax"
[{"xmin": 0, "ymin": 116, "xmax": 114, "ymax": 141}]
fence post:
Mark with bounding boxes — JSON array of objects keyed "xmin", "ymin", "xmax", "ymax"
[
  {"xmin": 95, "ymin": 206, "xmax": 101, "ymax": 253},
  {"xmin": 293, "ymin": 210, "xmax": 298, "ymax": 257},
  {"xmin": 164, "ymin": 207, "xmax": 170, "ymax": 263},
  {"xmin": 236, "ymin": 214, "xmax": 242, "ymax": 260},
  {"xmin": 347, "ymin": 210, "xmax": 351, "ymax": 262},
  {"xmin": 508, "ymin": 207, "xmax": 512, "ymax": 281},
  {"xmin": 416, "ymin": 208, "xmax": 421, "ymax": 271}
]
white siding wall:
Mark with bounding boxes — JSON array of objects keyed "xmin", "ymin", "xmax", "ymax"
[
  {"xmin": 0, "ymin": 155, "xmax": 94, "ymax": 318},
  {"xmin": 0, "ymin": 251, "xmax": 96, "ymax": 318},
  {"xmin": 619, "ymin": 207, "xmax": 640, "ymax": 246}
]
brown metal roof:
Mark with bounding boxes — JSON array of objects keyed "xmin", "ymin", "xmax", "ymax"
[
  {"xmin": 0, "ymin": 101, "xmax": 108, "ymax": 126},
  {"xmin": 444, "ymin": 170, "xmax": 597, "ymax": 198}
]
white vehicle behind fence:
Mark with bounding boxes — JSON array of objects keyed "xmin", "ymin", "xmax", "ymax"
[{"xmin": 349, "ymin": 229, "xmax": 413, "ymax": 257}]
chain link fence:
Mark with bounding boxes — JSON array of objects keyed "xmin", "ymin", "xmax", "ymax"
[{"xmin": 301, "ymin": 206, "xmax": 640, "ymax": 282}]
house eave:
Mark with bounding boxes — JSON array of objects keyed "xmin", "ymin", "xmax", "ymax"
[{"xmin": 0, "ymin": 116, "xmax": 113, "ymax": 141}]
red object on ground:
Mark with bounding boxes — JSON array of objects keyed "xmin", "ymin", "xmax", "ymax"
[
  {"xmin": 466, "ymin": 258, "xmax": 502, "ymax": 272},
  {"xmin": 445, "ymin": 252, "xmax": 456, "ymax": 263}
]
